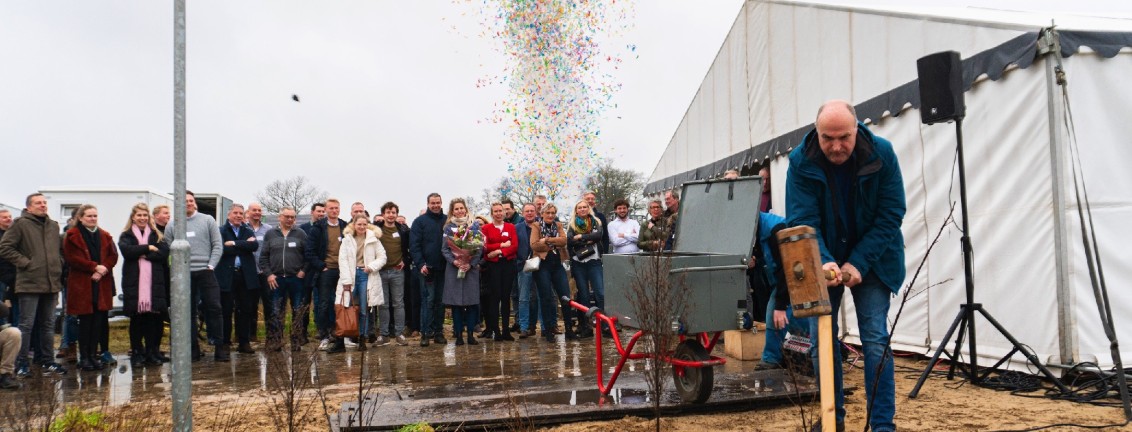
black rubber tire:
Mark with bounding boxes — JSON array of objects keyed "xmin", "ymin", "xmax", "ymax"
[{"xmin": 671, "ymin": 339, "xmax": 714, "ymax": 403}]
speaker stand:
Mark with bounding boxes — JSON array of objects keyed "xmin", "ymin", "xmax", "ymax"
[{"xmin": 908, "ymin": 119, "xmax": 1070, "ymax": 398}]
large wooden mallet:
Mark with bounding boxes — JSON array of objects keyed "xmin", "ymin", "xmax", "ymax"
[{"xmin": 777, "ymin": 225, "xmax": 846, "ymax": 432}]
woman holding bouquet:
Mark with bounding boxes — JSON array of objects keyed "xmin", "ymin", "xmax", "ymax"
[
  {"xmin": 480, "ymin": 202, "xmax": 518, "ymax": 341},
  {"xmin": 441, "ymin": 198, "xmax": 484, "ymax": 346},
  {"xmin": 567, "ymin": 200, "xmax": 603, "ymax": 338},
  {"xmin": 331, "ymin": 215, "xmax": 387, "ymax": 353},
  {"xmin": 118, "ymin": 203, "xmax": 170, "ymax": 367},
  {"xmin": 530, "ymin": 203, "xmax": 577, "ymax": 342}
]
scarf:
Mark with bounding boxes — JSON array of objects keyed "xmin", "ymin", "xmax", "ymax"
[
  {"xmin": 132, "ymin": 225, "xmax": 153, "ymax": 313},
  {"xmin": 573, "ymin": 216, "xmax": 594, "ymax": 234},
  {"xmin": 540, "ymin": 220, "xmax": 559, "ymax": 239}
]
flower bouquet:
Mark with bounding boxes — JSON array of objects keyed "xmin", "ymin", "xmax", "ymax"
[{"xmin": 446, "ymin": 223, "xmax": 484, "ymax": 279}]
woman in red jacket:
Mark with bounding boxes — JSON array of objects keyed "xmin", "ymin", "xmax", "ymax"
[
  {"xmin": 63, "ymin": 204, "xmax": 118, "ymax": 372},
  {"xmin": 479, "ymin": 202, "xmax": 519, "ymax": 341}
]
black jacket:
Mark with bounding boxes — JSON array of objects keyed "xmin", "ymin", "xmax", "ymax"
[
  {"xmin": 118, "ymin": 229, "xmax": 170, "ymax": 315},
  {"xmin": 303, "ymin": 218, "xmax": 349, "ymax": 273},
  {"xmin": 259, "ymin": 226, "xmax": 307, "ymax": 277},
  {"xmin": 409, "ymin": 211, "xmax": 447, "ymax": 270},
  {"xmin": 216, "ymin": 222, "xmax": 259, "ymax": 291}
]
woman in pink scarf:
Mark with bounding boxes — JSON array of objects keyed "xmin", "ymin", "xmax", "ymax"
[{"xmin": 118, "ymin": 203, "xmax": 170, "ymax": 368}]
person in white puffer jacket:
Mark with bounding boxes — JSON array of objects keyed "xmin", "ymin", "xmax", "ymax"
[{"xmin": 328, "ymin": 215, "xmax": 387, "ymax": 353}]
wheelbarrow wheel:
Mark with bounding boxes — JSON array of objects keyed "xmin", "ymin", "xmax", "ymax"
[{"xmin": 672, "ymin": 339, "xmax": 713, "ymax": 403}]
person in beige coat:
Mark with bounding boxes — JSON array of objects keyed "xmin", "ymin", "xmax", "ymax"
[{"xmin": 329, "ymin": 215, "xmax": 387, "ymax": 352}]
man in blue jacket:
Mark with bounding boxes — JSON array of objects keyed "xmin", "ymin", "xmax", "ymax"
[
  {"xmin": 409, "ymin": 193, "xmax": 448, "ymax": 347},
  {"xmin": 785, "ymin": 100, "xmax": 905, "ymax": 432}
]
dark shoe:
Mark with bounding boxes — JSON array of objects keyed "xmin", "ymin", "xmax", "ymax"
[
  {"xmin": 237, "ymin": 343, "xmax": 255, "ymax": 354},
  {"xmin": 357, "ymin": 341, "xmax": 367, "ymax": 351},
  {"xmin": 420, "ymin": 337, "xmax": 430, "ymax": 347},
  {"xmin": 41, "ymin": 361, "xmax": 68, "ymax": 375},
  {"xmin": 79, "ymin": 359, "xmax": 99, "ymax": 372},
  {"xmin": 0, "ymin": 374, "xmax": 20, "ymax": 390},
  {"xmin": 433, "ymin": 334, "xmax": 447, "ymax": 345},
  {"xmin": 191, "ymin": 348, "xmax": 204, "ymax": 363},
  {"xmin": 753, "ymin": 361, "xmax": 782, "ymax": 371},
  {"xmin": 326, "ymin": 341, "xmax": 346, "ymax": 353},
  {"xmin": 90, "ymin": 358, "xmax": 105, "ymax": 370},
  {"xmin": 455, "ymin": 336, "xmax": 464, "ymax": 346},
  {"xmin": 144, "ymin": 355, "xmax": 163, "ymax": 366},
  {"xmin": 810, "ymin": 420, "xmax": 846, "ymax": 432},
  {"xmin": 508, "ymin": 324, "xmax": 520, "ymax": 333},
  {"xmin": 158, "ymin": 352, "xmax": 172, "ymax": 363},
  {"xmin": 478, "ymin": 330, "xmax": 493, "ymax": 339},
  {"xmin": 564, "ymin": 331, "xmax": 579, "ymax": 341},
  {"xmin": 101, "ymin": 352, "xmax": 118, "ymax": 366},
  {"xmin": 518, "ymin": 329, "xmax": 532, "ymax": 339},
  {"xmin": 467, "ymin": 332, "xmax": 478, "ymax": 345},
  {"xmin": 214, "ymin": 345, "xmax": 231, "ymax": 362},
  {"xmin": 56, "ymin": 345, "xmax": 77, "ymax": 363},
  {"xmin": 500, "ymin": 333, "xmax": 515, "ymax": 341},
  {"xmin": 543, "ymin": 333, "xmax": 556, "ymax": 343},
  {"xmin": 130, "ymin": 355, "xmax": 146, "ymax": 368}
]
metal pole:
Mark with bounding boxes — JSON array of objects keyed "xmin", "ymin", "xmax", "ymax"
[{"xmin": 171, "ymin": 0, "xmax": 192, "ymax": 429}]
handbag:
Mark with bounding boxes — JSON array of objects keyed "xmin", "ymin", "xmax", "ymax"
[
  {"xmin": 334, "ymin": 290, "xmax": 360, "ymax": 338},
  {"xmin": 575, "ymin": 244, "xmax": 597, "ymax": 260},
  {"xmin": 523, "ymin": 256, "xmax": 541, "ymax": 273}
]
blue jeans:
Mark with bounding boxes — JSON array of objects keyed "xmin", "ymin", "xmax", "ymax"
[
  {"xmin": 315, "ymin": 268, "xmax": 339, "ymax": 340},
  {"xmin": 352, "ymin": 269, "xmax": 370, "ymax": 339},
  {"xmin": 269, "ymin": 275, "xmax": 305, "ymax": 346},
  {"xmin": 418, "ymin": 265, "xmax": 446, "ymax": 337},
  {"xmin": 451, "ymin": 305, "xmax": 479, "ymax": 336},
  {"xmin": 763, "ymin": 290, "xmax": 812, "ymax": 365},
  {"xmin": 515, "ymin": 270, "xmax": 538, "ymax": 331},
  {"xmin": 378, "ymin": 269, "xmax": 405, "ymax": 337},
  {"xmin": 570, "ymin": 259, "xmax": 605, "ymax": 311},
  {"xmin": 810, "ymin": 274, "xmax": 895, "ymax": 431},
  {"xmin": 533, "ymin": 257, "xmax": 571, "ymax": 334}
]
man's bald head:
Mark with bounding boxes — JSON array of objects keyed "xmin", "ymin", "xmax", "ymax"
[{"xmin": 815, "ymin": 100, "xmax": 859, "ymax": 165}]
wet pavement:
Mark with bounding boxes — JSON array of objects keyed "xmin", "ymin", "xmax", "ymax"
[{"xmin": 12, "ymin": 332, "xmax": 814, "ymax": 430}]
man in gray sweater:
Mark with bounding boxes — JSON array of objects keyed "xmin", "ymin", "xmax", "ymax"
[{"xmin": 164, "ymin": 191, "xmax": 227, "ymax": 361}]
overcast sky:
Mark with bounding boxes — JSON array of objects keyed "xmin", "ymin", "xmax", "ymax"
[{"xmin": 0, "ymin": 0, "xmax": 744, "ymax": 216}]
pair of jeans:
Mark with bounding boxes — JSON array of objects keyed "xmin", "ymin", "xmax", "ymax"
[
  {"xmin": 18, "ymin": 293, "xmax": 55, "ymax": 364},
  {"xmin": 315, "ymin": 268, "xmax": 340, "ymax": 340},
  {"xmin": 451, "ymin": 305, "xmax": 479, "ymax": 336},
  {"xmin": 418, "ymin": 266, "xmax": 446, "ymax": 337},
  {"xmin": 570, "ymin": 258, "xmax": 604, "ymax": 309},
  {"xmin": 533, "ymin": 256, "xmax": 571, "ymax": 335},
  {"xmin": 763, "ymin": 289, "xmax": 812, "ymax": 365},
  {"xmin": 221, "ymin": 273, "xmax": 258, "ymax": 345},
  {"xmin": 482, "ymin": 260, "xmax": 515, "ymax": 336},
  {"xmin": 515, "ymin": 270, "xmax": 538, "ymax": 331},
  {"xmin": 809, "ymin": 274, "xmax": 895, "ymax": 431},
  {"xmin": 378, "ymin": 269, "xmax": 405, "ymax": 337},
  {"xmin": 268, "ymin": 275, "xmax": 305, "ymax": 347},
  {"xmin": 57, "ymin": 286, "xmax": 80, "ymax": 350},
  {"xmin": 352, "ymin": 268, "xmax": 370, "ymax": 340},
  {"xmin": 190, "ymin": 270, "xmax": 223, "ymax": 351}
]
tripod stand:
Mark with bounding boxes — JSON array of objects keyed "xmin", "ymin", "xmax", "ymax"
[{"xmin": 908, "ymin": 119, "xmax": 1070, "ymax": 398}]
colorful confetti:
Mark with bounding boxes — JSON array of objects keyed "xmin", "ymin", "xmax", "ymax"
[{"xmin": 465, "ymin": 0, "xmax": 634, "ymax": 199}]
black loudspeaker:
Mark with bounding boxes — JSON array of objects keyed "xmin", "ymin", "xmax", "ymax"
[{"xmin": 917, "ymin": 51, "xmax": 965, "ymax": 124}]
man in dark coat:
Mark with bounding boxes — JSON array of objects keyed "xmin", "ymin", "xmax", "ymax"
[
  {"xmin": 409, "ymin": 193, "xmax": 447, "ymax": 347},
  {"xmin": 216, "ymin": 204, "xmax": 260, "ymax": 354}
]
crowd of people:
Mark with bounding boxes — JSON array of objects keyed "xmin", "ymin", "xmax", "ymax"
[{"xmin": 0, "ymin": 99, "xmax": 902, "ymax": 432}]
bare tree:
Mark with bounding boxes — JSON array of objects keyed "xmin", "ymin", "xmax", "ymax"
[
  {"xmin": 582, "ymin": 160, "xmax": 647, "ymax": 216},
  {"xmin": 256, "ymin": 176, "xmax": 327, "ymax": 214},
  {"xmin": 625, "ymin": 251, "xmax": 692, "ymax": 432}
]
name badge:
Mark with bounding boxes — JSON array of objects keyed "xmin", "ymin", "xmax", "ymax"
[
  {"xmin": 502, "ymin": 231, "xmax": 510, "ymax": 237},
  {"xmin": 287, "ymin": 241, "xmax": 297, "ymax": 247},
  {"xmin": 256, "ymin": 236, "xmax": 265, "ymax": 242},
  {"xmin": 392, "ymin": 232, "xmax": 400, "ymax": 238},
  {"xmin": 186, "ymin": 231, "xmax": 196, "ymax": 238}
]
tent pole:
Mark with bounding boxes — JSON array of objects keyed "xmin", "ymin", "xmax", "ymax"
[{"xmin": 1040, "ymin": 28, "xmax": 1077, "ymax": 367}]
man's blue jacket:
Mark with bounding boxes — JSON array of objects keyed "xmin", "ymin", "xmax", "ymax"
[{"xmin": 785, "ymin": 122, "xmax": 906, "ymax": 293}]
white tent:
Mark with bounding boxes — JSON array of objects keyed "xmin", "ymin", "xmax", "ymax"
[{"xmin": 644, "ymin": 0, "xmax": 1132, "ymax": 370}]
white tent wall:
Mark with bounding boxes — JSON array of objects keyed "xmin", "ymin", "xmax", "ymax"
[
  {"xmin": 838, "ymin": 63, "xmax": 1063, "ymax": 370},
  {"xmin": 646, "ymin": 0, "xmax": 1030, "ymax": 185},
  {"xmin": 1062, "ymin": 51, "xmax": 1132, "ymax": 367}
]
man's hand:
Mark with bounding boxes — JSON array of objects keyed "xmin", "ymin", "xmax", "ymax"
[
  {"xmin": 267, "ymin": 274, "xmax": 278, "ymax": 289},
  {"xmin": 224, "ymin": 241, "xmax": 235, "ymax": 247},
  {"xmin": 823, "ymin": 262, "xmax": 841, "ymax": 287},
  {"xmin": 773, "ymin": 310, "xmax": 788, "ymax": 330},
  {"xmin": 420, "ymin": 265, "xmax": 429, "ymax": 276},
  {"xmin": 395, "ymin": 262, "xmax": 404, "ymax": 270},
  {"xmin": 297, "ymin": 270, "xmax": 305, "ymax": 279},
  {"xmin": 246, "ymin": 237, "xmax": 256, "ymax": 242},
  {"xmin": 841, "ymin": 262, "xmax": 862, "ymax": 288}
]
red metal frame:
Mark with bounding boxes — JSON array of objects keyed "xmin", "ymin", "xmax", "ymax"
[{"xmin": 568, "ymin": 300, "xmax": 727, "ymax": 396}]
